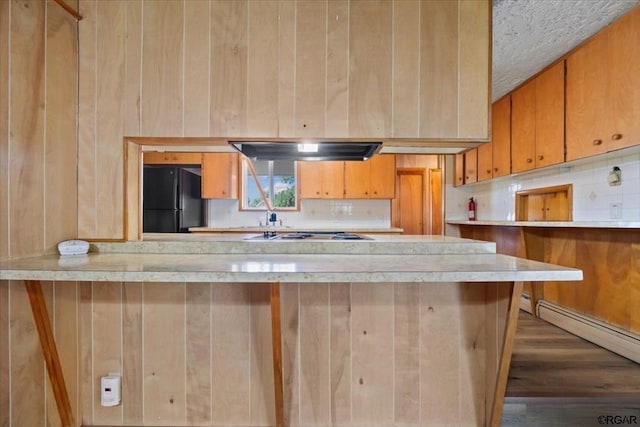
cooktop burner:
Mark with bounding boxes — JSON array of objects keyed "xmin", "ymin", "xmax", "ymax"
[
  {"xmin": 245, "ymin": 232, "xmax": 373, "ymax": 241},
  {"xmin": 279, "ymin": 232, "xmax": 314, "ymax": 239}
]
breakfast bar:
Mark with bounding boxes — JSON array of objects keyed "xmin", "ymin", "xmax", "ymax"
[{"xmin": 0, "ymin": 235, "xmax": 582, "ymax": 427}]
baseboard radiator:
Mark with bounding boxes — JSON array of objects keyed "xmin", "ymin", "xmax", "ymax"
[{"xmin": 533, "ymin": 300, "xmax": 640, "ymax": 364}]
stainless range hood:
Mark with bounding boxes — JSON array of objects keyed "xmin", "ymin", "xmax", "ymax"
[{"xmin": 229, "ymin": 141, "xmax": 382, "ymax": 161}]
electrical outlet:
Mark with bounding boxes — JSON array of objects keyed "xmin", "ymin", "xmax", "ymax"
[{"xmin": 610, "ymin": 202, "xmax": 622, "ymax": 219}]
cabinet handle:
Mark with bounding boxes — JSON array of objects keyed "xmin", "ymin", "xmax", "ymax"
[
  {"xmin": 537, "ymin": 155, "xmax": 544, "ymax": 161},
  {"xmin": 612, "ymin": 133, "xmax": 622, "ymax": 141},
  {"xmin": 593, "ymin": 139, "xmax": 603, "ymax": 146},
  {"xmin": 465, "ymin": 176, "xmax": 469, "ymax": 180},
  {"xmin": 526, "ymin": 158, "xmax": 533, "ymax": 163},
  {"xmin": 316, "ymin": 191, "xmax": 320, "ymax": 195},
  {"xmin": 486, "ymin": 169, "xmax": 491, "ymax": 174},
  {"xmin": 494, "ymin": 168, "xmax": 498, "ymax": 172}
]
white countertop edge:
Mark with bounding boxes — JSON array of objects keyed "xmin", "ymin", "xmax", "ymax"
[
  {"xmin": 447, "ymin": 220, "xmax": 640, "ymax": 229},
  {"xmin": 0, "ymin": 270, "xmax": 582, "ymax": 283}
]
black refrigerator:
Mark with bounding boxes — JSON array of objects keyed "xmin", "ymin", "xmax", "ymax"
[{"xmin": 143, "ymin": 166, "xmax": 205, "ymax": 233}]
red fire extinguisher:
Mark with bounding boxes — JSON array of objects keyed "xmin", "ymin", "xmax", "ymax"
[{"xmin": 468, "ymin": 197, "xmax": 476, "ymax": 221}]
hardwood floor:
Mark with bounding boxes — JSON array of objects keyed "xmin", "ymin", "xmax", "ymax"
[{"xmin": 502, "ymin": 311, "xmax": 640, "ymax": 426}]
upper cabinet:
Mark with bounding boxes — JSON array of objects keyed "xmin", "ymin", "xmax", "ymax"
[
  {"xmin": 512, "ymin": 61, "xmax": 565, "ymax": 173},
  {"xmin": 212, "ymin": 0, "xmax": 490, "ymax": 140},
  {"xmin": 143, "ymin": 152, "xmax": 202, "ymax": 165},
  {"xmin": 201, "ymin": 153, "xmax": 238, "ymax": 199},
  {"xmin": 463, "ymin": 148, "xmax": 478, "ymax": 184},
  {"xmin": 299, "ymin": 155, "xmax": 396, "ymax": 199},
  {"xmin": 492, "ymin": 96, "xmax": 511, "ymax": 178},
  {"xmin": 566, "ymin": 7, "xmax": 640, "ymax": 161}
]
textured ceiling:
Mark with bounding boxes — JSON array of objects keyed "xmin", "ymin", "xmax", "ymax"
[{"xmin": 492, "ymin": 0, "xmax": 639, "ymax": 101}]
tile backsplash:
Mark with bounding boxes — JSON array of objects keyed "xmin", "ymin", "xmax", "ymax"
[
  {"xmin": 206, "ymin": 199, "xmax": 391, "ymax": 228},
  {"xmin": 446, "ymin": 148, "xmax": 640, "ymax": 221}
]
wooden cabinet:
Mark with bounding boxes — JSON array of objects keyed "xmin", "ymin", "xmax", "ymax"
[
  {"xmin": 300, "ymin": 155, "xmax": 395, "ymax": 199},
  {"xmin": 454, "ymin": 153, "xmax": 465, "ymax": 187},
  {"xmin": 299, "ymin": 161, "xmax": 345, "ymax": 199},
  {"xmin": 477, "ymin": 142, "xmax": 493, "ymax": 182},
  {"xmin": 344, "ymin": 154, "xmax": 396, "ymax": 198},
  {"xmin": 143, "ymin": 152, "xmax": 202, "ymax": 165},
  {"xmin": 515, "ymin": 185, "xmax": 572, "ymax": 221},
  {"xmin": 463, "ymin": 149, "xmax": 477, "ymax": 184},
  {"xmin": 512, "ymin": 61, "xmax": 565, "ymax": 173},
  {"xmin": 201, "ymin": 153, "xmax": 238, "ymax": 199},
  {"xmin": 492, "ymin": 95, "xmax": 511, "ymax": 178},
  {"xmin": 566, "ymin": 7, "xmax": 640, "ymax": 161}
]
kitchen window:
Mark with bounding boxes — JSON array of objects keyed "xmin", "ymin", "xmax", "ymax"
[{"xmin": 241, "ymin": 159, "xmax": 298, "ymax": 210}]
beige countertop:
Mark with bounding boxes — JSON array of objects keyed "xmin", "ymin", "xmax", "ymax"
[
  {"xmin": 188, "ymin": 226, "xmax": 404, "ymax": 233},
  {"xmin": 0, "ymin": 235, "xmax": 582, "ymax": 283},
  {"xmin": 0, "ymin": 252, "xmax": 582, "ymax": 283},
  {"xmin": 447, "ymin": 220, "xmax": 640, "ymax": 229}
]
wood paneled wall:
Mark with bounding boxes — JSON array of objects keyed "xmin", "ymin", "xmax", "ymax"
[
  {"xmin": 0, "ymin": 1, "xmax": 80, "ymax": 426},
  {"xmin": 458, "ymin": 225, "xmax": 640, "ymax": 336},
  {"xmin": 77, "ymin": 0, "xmax": 489, "ymax": 239},
  {"xmin": 80, "ymin": 281, "xmax": 511, "ymax": 426}
]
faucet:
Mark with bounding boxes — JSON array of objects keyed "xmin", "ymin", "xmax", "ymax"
[{"xmin": 264, "ymin": 211, "xmax": 278, "ymax": 238}]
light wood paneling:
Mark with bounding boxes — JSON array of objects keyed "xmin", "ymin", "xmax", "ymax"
[
  {"xmin": 122, "ymin": 282, "xmax": 143, "ymax": 425},
  {"xmin": 124, "ymin": 0, "xmax": 142, "ymax": 137},
  {"xmin": 349, "ymin": 0, "xmax": 392, "ymax": 137},
  {"xmin": 96, "ymin": 0, "xmax": 125, "ymax": 239},
  {"xmin": 295, "ymin": 0, "xmax": 326, "ymax": 137},
  {"xmin": 186, "ymin": 283, "xmax": 212, "ymax": 425},
  {"xmin": 210, "ymin": 0, "xmax": 247, "ymax": 136},
  {"xmin": 10, "ymin": 0, "xmax": 45, "ymax": 258},
  {"xmin": 93, "ymin": 282, "xmax": 123, "ymax": 424},
  {"xmin": 80, "ymin": 283, "xmax": 93, "ymax": 426},
  {"xmin": 277, "ymin": 0, "xmax": 296, "ymax": 138},
  {"xmin": 46, "ymin": 3, "xmax": 78, "ymax": 252},
  {"xmin": 184, "ymin": 0, "xmax": 210, "ymax": 136},
  {"xmin": 329, "ymin": 284, "xmax": 351, "ymax": 426},
  {"xmin": 211, "ymin": 284, "xmax": 252, "ymax": 426},
  {"xmin": 0, "ymin": 281, "xmax": 8, "ymax": 426},
  {"xmin": 143, "ymin": 282, "xmax": 186, "ymax": 424},
  {"xmin": 300, "ymin": 284, "xmax": 331, "ymax": 425},
  {"xmin": 458, "ymin": 0, "xmax": 490, "ymax": 139},
  {"xmin": 351, "ymin": 284, "xmax": 394, "ymax": 425},
  {"xmin": 280, "ymin": 284, "xmax": 300, "ymax": 426},
  {"xmin": 142, "ymin": 0, "xmax": 183, "ymax": 136},
  {"xmin": 247, "ymin": 0, "xmax": 279, "ymax": 137},
  {"xmin": 392, "ymin": 0, "xmax": 419, "ymax": 137},
  {"xmin": 78, "ymin": 0, "xmax": 98, "ymax": 237},
  {"xmin": 325, "ymin": 0, "xmax": 349, "ymax": 137},
  {"xmin": 394, "ymin": 283, "xmax": 420, "ymax": 424},
  {"xmin": 0, "ymin": 0, "xmax": 9, "ymax": 261},
  {"xmin": 420, "ymin": 0, "xmax": 458, "ymax": 138}
]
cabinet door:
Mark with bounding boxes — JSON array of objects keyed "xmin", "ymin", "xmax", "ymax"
[
  {"xmin": 369, "ymin": 154, "xmax": 396, "ymax": 198},
  {"xmin": 321, "ymin": 161, "xmax": 345, "ymax": 198},
  {"xmin": 566, "ymin": 33, "xmax": 608, "ymax": 161},
  {"xmin": 492, "ymin": 96, "xmax": 511, "ymax": 177},
  {"xmin": 201, "ymin": 153, "xmax": 238, "ymax": 199},
  {"xmin": 463, "ymin": 149, "xmax": 477, "ymax": 184},
  {"xmin": 144, "ymin": 152, "xmax": 202, "ymax": 165},
  {"xmin": 477, "ymin": 142, "xmax": 493, "ymax": 181},
  {"xmin": 299, "ymin": 162, "xmax": 324, "ymax": 199},
  {"xmin": 511, "ymin": 79, "xmax": 536, "ymax": 173},
  {"xmin": 344, "ymin": 161, "xmax": 370, "ymax": 198},
  {"xmin": 608, "ymin": 7, "xmax": 640, "ymax": 151},
  {"xmin": 454, "ymin": 153, "xmax": 465, "ymax": 187},
  {"xmin": 535, "ymin": 61, "xmax": 565, "ymax": 168}
]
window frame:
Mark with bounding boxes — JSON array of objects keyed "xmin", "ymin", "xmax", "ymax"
[{"xmin": 239, "ymin": 158, "xmax": 300, "ymax": 212}]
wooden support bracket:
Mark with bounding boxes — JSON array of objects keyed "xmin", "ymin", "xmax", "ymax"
[
  {"xmin": 490, "ymin": 281, "xmax": 524, "ymax": 427},
  {"xmin": 25, "ymin": 280, "xmax": 75, "ymax": 427}
]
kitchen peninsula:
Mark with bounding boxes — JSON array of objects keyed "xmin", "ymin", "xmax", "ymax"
[{"xmin": 0, "ymin": 235, "xmax": 581, "ymax": 427}]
